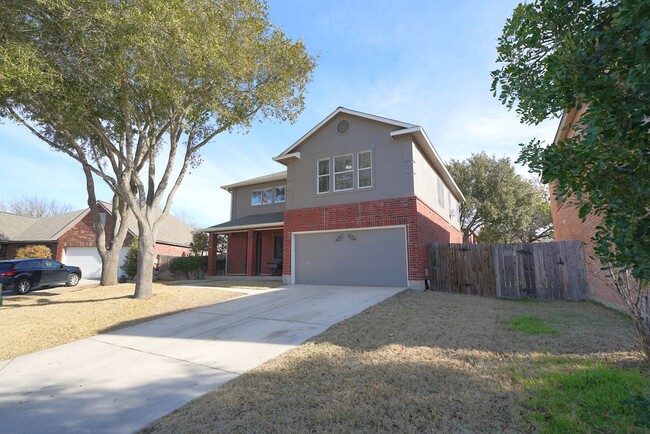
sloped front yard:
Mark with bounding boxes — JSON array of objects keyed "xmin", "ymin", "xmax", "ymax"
[{"xmin": 142, "ymin": 291, "xmax": 649, "ymax": 433}]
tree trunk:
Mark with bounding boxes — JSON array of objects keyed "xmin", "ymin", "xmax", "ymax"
[
  {"xmin": 99, "ymin": 248, "xmax": 121, "ymax": 286},
  {"xmin": 133, "ymin": 222, "xmax": 156, "ymax": 299}
]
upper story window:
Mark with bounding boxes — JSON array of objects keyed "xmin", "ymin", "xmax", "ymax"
[
  {"xmin": 318, "ymin": 150, "xmax": 373, "ymax": 194},
  {"xmin": 357, "ymin": 150, "xmax": 372, "ymax": 188},
  {"xmin": 251, "ymin": 187, "xmax": 273, "ymax": 206},
  {"xmin": 334, "ymin": 153, "xmax": 354, "ymax": 191},
  {"xmin": 317, "ymin": 158, "xmax": 330, "ymax": 194},
  {"xmin": 274, "ymin": 186, "xmax": 286, "ymax": 202},
  {"xmin": 437, "ymin": 177, "xmax": 445, "ymax": 208}
]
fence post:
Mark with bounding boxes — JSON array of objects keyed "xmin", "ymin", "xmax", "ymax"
[{"xmin": 0, "ymin": 283, "xmax": 3, "ymax": 306}]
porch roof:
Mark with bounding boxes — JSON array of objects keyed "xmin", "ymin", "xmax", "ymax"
[{"xmin": 203, "ymin": 212, "xmax": 284, "ymax": 233}]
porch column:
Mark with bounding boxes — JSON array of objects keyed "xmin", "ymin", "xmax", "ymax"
[
  {"xmin": 207, "ymin": 233, "xmax": 217, "ymax": 276},
  {"xmin": 245, "ymin": 229, "xmax": 256, "ymax": 276}
]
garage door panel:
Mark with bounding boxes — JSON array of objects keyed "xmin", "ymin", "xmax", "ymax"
[
  {"xmin": 63, "ymin": 247, "xmax": 129, "ymax": 279},
  {"xmin": 294, "ymin": 227, "xmax": 407, "ymax": 287}
]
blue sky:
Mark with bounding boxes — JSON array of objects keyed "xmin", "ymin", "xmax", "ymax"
[{"xmin": 0, "ymin": 0, "xmax": 558, "ymax": 228}]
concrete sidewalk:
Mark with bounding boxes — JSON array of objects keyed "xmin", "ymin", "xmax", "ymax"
[{"xmin": 0, "ymin": 285, "xmax": 404, "ymax": 434}]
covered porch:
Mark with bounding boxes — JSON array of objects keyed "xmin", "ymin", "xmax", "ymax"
[{"xmin": 206, "ymin": 212, "xmax": 284, "ymax": 277}]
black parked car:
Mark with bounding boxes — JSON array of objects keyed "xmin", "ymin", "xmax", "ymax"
[{"xmin": 0, "ymin": 258, "xmax": 82, "ymax": 294}]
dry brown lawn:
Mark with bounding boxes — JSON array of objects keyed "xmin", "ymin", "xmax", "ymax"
[
  {"xmin": 142, "ymin": 291, "xmax": 647, "ymax": 433},
  {"xmin": 0, "ymin": 283, "xmax": 241, "ymax": 360}
]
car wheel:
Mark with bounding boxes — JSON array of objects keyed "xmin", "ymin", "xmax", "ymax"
[
  {"xmin": 66, "ymin": 273, "xmax": 80, "ymax": 287},
  {"xmin": 15, "ymin": 279, "xmax": 32, "ymax": 294}
]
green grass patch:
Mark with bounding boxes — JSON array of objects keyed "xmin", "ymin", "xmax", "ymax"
[
  {"xmin": 523, "ymin": 364, "xmax": 650, "ymax": 432},
  {"xmin": 506, "ymin": 315, "xmax": 559, "ymax": 335}
]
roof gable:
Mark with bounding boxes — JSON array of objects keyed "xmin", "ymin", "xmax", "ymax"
[{"xmin": 274, "ymin": 107, "xmax": 416, "ymax": 161}]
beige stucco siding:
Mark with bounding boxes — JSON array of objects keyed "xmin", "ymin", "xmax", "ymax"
[
  {"xmin": 412, "ymin": 142, "xmax": 461, "ymax": 230},
  {"xmin": 285, "ymin": 114, "xmax": 416, "ymax": 210}
]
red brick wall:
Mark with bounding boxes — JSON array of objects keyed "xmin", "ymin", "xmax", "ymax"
[
  {"xmin": 208, "ymin": 233, "xmax": 218, "ymax": 275},
  {"xmin": 56, "ymin": 211, "xmax": 135, "ymax": 260},
  {"xmin": 213, "ymin": 229, "xmax": 283, "ymax": 276},
  {"xmin": 226, "ymin": 232, "xmax": 247, "ymax": 274},
  {"xmin": 416, "ymin": 199, "xmax": 463, "ymax": 280},
  {"xmin": 154, "ymin": 243, "xmax": 190, "ymax": 257},
  {"xmin": 283, "ymin": 196, "xmax": 457, "ymax": 283},
  {"xmin": 550, "ymin": 184, "xmax": 626, "ymax": 308}
]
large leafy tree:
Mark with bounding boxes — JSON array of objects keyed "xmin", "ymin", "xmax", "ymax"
[
  {"xmin": 447, "ymin": 153, "xmax": 552, "ymax": 243},
  {"xmin": 0, "ymin": 0, "xmax": 315, "ymax": 299},
  {"xmin": 492, "ymin": 0, "xmax": 650, "ymax": 357}
]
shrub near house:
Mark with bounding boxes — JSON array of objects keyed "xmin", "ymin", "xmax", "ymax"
[
  {"xmin": 170, "ymin": 256, "xmax": 208, "ymax": 280},
  {"xmin": 15, "ymin": 245, "xmax": 52, "ymax": 259}
]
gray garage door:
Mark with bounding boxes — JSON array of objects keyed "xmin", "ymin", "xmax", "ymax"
[{"xmin": 294, "ymin": 227, "xmax": 408, "ymax": 287}]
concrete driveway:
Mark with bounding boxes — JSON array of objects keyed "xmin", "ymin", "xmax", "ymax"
[{"xmin": 0, "ymin": 284, "xmax": 404, "ymax": 433}]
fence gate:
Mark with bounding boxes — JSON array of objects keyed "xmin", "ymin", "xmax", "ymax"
[{"xmin": 429, "ymin": 241, "xmax": 588, "ymax": 300}]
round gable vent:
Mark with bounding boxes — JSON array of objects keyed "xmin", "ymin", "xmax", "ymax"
[{"xmin": 336, "ymin": 119, "xmax": 350, "ymax": 135}]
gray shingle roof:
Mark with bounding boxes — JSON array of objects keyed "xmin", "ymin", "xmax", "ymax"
[
  {"xmin": 0, "ymin": 209, "xmax": 87, "ymax": 242},
  {"xmin": 204, "ymin": 212, "xmax": 284, "ymax": 232}
]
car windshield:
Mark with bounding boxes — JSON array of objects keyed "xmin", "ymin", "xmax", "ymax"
[{"xmin": 0, "ymin": 263, "xmax": 13, "ymax": 272}]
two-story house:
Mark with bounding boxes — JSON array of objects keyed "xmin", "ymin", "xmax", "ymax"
[{"xmin": 205, "ymin": 107, "xmax": 464, "ymax": 289}]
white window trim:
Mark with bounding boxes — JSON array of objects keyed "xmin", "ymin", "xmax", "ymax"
[
  {"xmin": 333, "ymin": 153, "xmax": 354, "ymax": 192},
  {"xmin": 357, "ymin": 150, "xmax": 372, "ymax": 189},
  {"xmin": 317, "ymin": 158, "xmax": 330, "ymax": 194}
]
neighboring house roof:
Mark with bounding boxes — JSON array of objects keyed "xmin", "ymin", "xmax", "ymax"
[
  {"xmin": 204, "ymin": 212, "xmax": 284, "ymax": 232},
  {"xmin": 274, "ymin": 107, "xmax": 417, "ymax": 161},
  {"xmin": 97, "ymin": 201, "xmax": 193, "ymax": 246},
  {"xmin": 0, "ymin": 202, "xmax": 193, "ymax": 247},
  {"xmin": 153, "ymin": 211, "xmax": 194, "ymax": 246},
  {"xmin": 0, "ymin": 212, "xmax": 38, "ymax": 241},
  {"xmin": 0, "ymin": 209, "xmax": 88, "ymax": 242},
  {"xmin": 221, "ymin": 171, "xmax": 287, "ymax": 191}
]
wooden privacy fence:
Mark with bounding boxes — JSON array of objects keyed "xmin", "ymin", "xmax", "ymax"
[
  {"xmin": 155, "ymin": 254, "xmax": 176, "ymax": 281},
  {"xmin": 428, "ymin": 241, "xmax": 588, "ymax": 300}
]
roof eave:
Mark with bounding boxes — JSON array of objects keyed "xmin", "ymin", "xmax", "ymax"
[
  {"xmin": 221, "ymin": 172, "xmax": 288, "ymax": 191},
  {"xmin": 203, "ymin": 221, "xmax": 284, "ymax": 233},
  {"xmin": 272, "ymin": 151, "xmax": 301, "ymax": 165}
]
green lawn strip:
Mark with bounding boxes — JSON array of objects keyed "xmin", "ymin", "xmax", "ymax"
[
  {"xmin": 521, "ymin": 359, "xmax": 650, "ymax": 433},
  {"xmin": 506, "ymin": 315, "xmax": 559, "ymax": 335}
]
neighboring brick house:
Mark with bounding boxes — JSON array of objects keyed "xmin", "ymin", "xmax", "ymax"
[
  {"xmin": 549, "ymin": 107, "xmax": 625, "ymax": 308},
  {"xmin": 205, "ymin": 107, "xmax": 464, "ymax": 289},
  {"xmin": 0, "ymin": 201, "xmax": 193, "ymax": 278}
]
